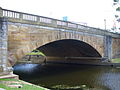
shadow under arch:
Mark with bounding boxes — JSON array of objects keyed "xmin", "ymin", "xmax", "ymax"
[{"xmin": 37, "ymin": 39, "xmax": 101, "ymax": 58}]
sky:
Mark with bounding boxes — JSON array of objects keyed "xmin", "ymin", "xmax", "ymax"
[{"xmin": 0, "ymin": 0, "xmax": 117, "ymax": 30}]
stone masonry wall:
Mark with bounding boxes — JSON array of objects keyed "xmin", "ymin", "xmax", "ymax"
[
  {"xmin": 8, "ymin": 22, "xmax": 104, "ymax": 65},
  {"xmin": 0, "ymin": 18, "xmax": 8, "ymax": 75},
  {"xmin": 112, "ymin": 38, "xmax": 120, "ymax": 58}
]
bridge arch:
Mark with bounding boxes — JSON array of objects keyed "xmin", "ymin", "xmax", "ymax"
[
  {"xmin": 8, "ymin": 38, "xmax": 103, "ymax": 66},
  {"xmin": 8, "ymin": 22, "xmax": 104, "ymax": 66}
]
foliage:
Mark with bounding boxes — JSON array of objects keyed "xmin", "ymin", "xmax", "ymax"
[
  {"xmin": 27, "ymin": 50, "xmax": 45, "ymax": 56},
  {"xmin": 116, "ymin": 7, "xmax": 120, "ymax": 11},
  {"xmin": 51, "ymin": 84, "xmax": 87, "ymax": 90},
  {"xmin": 112, "ymin": 58, "xmax": 120, "ymax": 63},
  {"xmin": 0, "ymin": 78, "xmax": 17, "ymax": 81},
  {"xmin": 113, "ymin": 0, "xmax": 120, "ymax": 30},
  {"xmin": 114, "ymin": 0, "xmax": 119, "ymax": 2}
]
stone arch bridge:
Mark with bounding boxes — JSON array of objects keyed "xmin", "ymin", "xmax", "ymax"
[{"xmin": 0, "ymin": 8, "xmax": 120, "ymax": 70}]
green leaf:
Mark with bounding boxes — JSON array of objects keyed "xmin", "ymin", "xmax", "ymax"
[
  {"xmin": 114, "ymin": 0, "xmax": 119, "ymax": 2},
  {"xmin": 115, "ymin": 15, "xmax": 119, "ymax": 18},
  {"xmin": 27, "ymin": 50, "xmax": 45, "ymax": 56},
  {"xmin": 116, "ymin": 7, "xmax": 120, "ymax": 11}
]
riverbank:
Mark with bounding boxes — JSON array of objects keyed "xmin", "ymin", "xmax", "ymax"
[
  {"xmin": 0, "ymin": 78, "xmax": 49, "ymax": 90},
  {"xmin": 112, "ymin": 58, "xmax": 120, "ymax": 63}
]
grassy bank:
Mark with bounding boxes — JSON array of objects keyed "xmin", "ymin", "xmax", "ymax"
[
  {"xmin": 27, "ymin": 50, "xmax": 45, "ymax": 56},
  {"xmin": 0, "ymin": 78, "xmax": 49, "ymax": 90},
  {"xmin": 112, "ymin": 58, "xmax": 120, "ymax": 63}
]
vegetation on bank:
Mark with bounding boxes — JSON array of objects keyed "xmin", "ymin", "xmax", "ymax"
[
  {"xmin": 0, "ymin": 78, "xmax": 48, "ymax": 90},
  {"xmin": 51, "ymin": 84, "xmax": 87, "ymax": 90},
  {"xmin": 50, "ymin": 84, "xmax": 104, "ymax": 90},
  {"xmin": 112, "ymin": 58, "xmax": 120, "ymax": 63},
  {"xmin": 27, "ymin": 50, "xmax": 45, "ymax": 56}
]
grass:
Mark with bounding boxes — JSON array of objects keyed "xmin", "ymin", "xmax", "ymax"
[
  {"xmin": 0, "ymin": 78, "xmax": 48, "ymax": 90},
  {"xmin": 112, "ymin": 58, "xmax": 120, "ymax": 63},
  {"xmin": 27, "ymin": 50, "xmax": 45, "ymax": 56},
  {"xmin": 27, "ymin": 51, "xmax": 45, "ymax": 56}
]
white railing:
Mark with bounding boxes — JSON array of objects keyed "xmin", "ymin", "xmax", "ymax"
[
  {"xmin": 3, "ymin": 10, "xmax": 20, "ymax": 18},
  {"xmin": 0, "ymin": 8, "xmax": 86, "ymax": 29},
  {"xmin": 0, "ymin": 8, "xmax": 103, "ymax": 32}
]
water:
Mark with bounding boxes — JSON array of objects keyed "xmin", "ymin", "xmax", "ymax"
[{"xmin": 13, "ymin": 63, "xmax": 120, "ymax": 90}]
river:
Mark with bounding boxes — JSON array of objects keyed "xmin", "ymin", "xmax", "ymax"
[{"xmin": 13, "ymin": 63, "xmax": 120, "ymax": 90}]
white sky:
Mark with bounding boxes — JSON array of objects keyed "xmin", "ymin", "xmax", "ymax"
[{"xmin": 0, "ymin": 0, "xmax": 116, "ymax": 29}]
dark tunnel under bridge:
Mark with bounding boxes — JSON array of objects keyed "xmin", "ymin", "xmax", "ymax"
[{"xmin": 37, "ymin": 39, "xmax": 102, "ymax": 64}]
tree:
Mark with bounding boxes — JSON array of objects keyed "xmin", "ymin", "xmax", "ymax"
[
  {"xmin": 114, "ymin": 0, "xmax": 119, "ymax": 2},
  {"xmin": 116, "ymin": 7, "xmax": 120, "ymax": 11},
  {"xmin": 113, "ymin": 0, "xmax": 120, "ymax": 30}
]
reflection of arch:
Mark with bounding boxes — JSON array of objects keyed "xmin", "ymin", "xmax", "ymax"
[{"xmin": 37, "ymin": 39, "xmax": 101, "ymax": 57}]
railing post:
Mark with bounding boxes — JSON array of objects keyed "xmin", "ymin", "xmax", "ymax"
[
  {"xmin": 19, "ymin": 13, "xmax": 23, "ymax": 21},
  {"xmin": 52, "ymin": 19, "xmax": 57, "ymax": 27},
  {"xmin": 76, "ymin": 24, "xmax": 79, "ymax": 31},
  {"xmin": 37, "ymin": 16, "xmax": 40, "ymax": 22},
  {"xmin": 0, "ymin": 7, "xmax": 3, "ymax": 17}
]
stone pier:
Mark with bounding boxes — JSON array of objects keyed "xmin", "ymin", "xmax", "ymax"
[{"xmin": 0, "ymin": 17, "xmax": 11, "ymax": 76}]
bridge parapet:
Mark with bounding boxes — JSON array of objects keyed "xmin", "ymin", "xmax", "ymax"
[
  {"xmin": 1, "ymin": 8, "xmax": 84, "ymax": 29},
  {"xmin": 0, "ymin": 7, "xmax": 120, "ymax": 38}
]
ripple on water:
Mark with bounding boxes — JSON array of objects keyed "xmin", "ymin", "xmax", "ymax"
[{"xmin": 13, "ymin": 64, "xmax": 120, "ymax": 90}]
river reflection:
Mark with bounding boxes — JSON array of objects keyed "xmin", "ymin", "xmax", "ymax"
[{"xmin": 13, "ymin": 63, "xmax": 120, "ymax": 90}]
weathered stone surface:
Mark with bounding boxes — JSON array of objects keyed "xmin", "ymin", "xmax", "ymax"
[
  {"xmin": 0, "ymin": 17, "xmax": 9, "ymax": 74},
  {"xmin": 19, "ymin": 55, "xmax": 46, "ymax": 64},
  {"xmin": 3, "ymin": 16, "xmax": 120, "ymax": 66},
  {"xmin": 112, "ymin": 38, "xmax": 120, "ymax": 58},
  {"xmin": 6, "ymin": 20, "xmax": 120, "ymax": 66},
  {"xmin": 8, "ymin": 22, "xmax": 105, "ymax": 65},
  {"xmin": 0, "ymin": 65, "xmax": 3, "ymax": 72},
  {"xmin": 0, "ymin": 88, "xmax": 5, "ymax": 90},
  {"xmin": 8, "ymin": 84, "xmax": 23, "ymax": 88}
]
